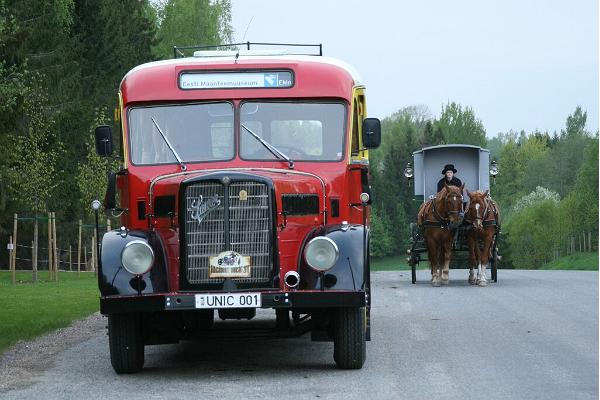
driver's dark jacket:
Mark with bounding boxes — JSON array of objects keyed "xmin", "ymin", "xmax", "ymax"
[{"xmin": 437, "ymin": 177, "xmax": 462, "ymax": 192}]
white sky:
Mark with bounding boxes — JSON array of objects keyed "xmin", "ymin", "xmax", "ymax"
[{"xmin": 231, "ymin": 0, "xmax": 598, "ymax": 137}]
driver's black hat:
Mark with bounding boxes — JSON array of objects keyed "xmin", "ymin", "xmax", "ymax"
[{"xmin": 441, "ymin": 164, "xmax": 457, "ymax": 174}]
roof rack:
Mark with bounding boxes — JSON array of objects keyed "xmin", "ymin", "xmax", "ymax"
[{"xmin": 172, "ymin": 42, "xmax": 323, "ymax": 59}]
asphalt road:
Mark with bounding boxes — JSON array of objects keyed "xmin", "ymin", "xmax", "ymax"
[{"xmin": 2, "ymin": 270, "xmax": 598, "ymax": 400}]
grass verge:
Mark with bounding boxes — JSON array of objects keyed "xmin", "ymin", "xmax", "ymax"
[
  {"xmin": 539, "ymin": 252, "xmax": 598, "ymax": 271},
  {"xmin": 370, "ymin": 255, "xmax": 415, "ymax": 271},
  {"xmin": 0, "ymin": 271, "xmax": 99, "ymax": 354}
]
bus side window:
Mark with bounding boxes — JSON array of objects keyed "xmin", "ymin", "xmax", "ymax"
[{"xmin": 351, "ymin": 102, "xmax": 360, "ymax": 156}]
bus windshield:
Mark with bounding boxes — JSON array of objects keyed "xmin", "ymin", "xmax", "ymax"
[
  {"xmin": 240, "ymin": 102, "xmax": 346, "ymax": 161},
  {"xmin": 128, "ymin": 101, "xmax": 346, "ymax": 165},
  {"xmin": 128, "ymin": 102, "xmax": 234, "ymax": 165}
]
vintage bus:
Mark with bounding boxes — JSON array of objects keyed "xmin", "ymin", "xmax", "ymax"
[{"xmin": 94, "ymin": 43, "xmax": 381, "ymax": 373}]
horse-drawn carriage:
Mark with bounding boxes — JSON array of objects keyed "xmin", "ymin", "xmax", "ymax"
[{"xmin": 405, "ymin": 144, "xmax": 501, "ymax": 286}]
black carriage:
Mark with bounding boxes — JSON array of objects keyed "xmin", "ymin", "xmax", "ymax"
[{"xmin": 404, "ymin": 144, "xmax": 500, "ymax": 284}]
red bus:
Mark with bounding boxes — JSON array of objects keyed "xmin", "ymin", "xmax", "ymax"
[{"xmin": 94, "ymin": 43, "xmax": 381, "ymax": 373}]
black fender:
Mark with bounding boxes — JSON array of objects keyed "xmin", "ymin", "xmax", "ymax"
[
  {"xmin": 99, "ymin": 230, "xmax": 169, "ymax": 297},
  {"xmin": 298, "ymin": 224, "xmax": 369, "ymax": 291}
]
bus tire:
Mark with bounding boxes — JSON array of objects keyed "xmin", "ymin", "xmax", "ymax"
[
  {"xmin": 108, "ymin": 313, "xmax": 144, "ymax": 374},
  {"xmin": 333, "ymin": 307, "xmax": 366, "ymax": 369}
]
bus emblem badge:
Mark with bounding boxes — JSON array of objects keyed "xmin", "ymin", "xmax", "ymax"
[{"xmin": 188, "ymin": 194, "xmax": 221, "ymax": 224}]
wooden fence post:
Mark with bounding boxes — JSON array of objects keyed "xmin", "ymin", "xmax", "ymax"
[
  {"xmin": 33, "ymin": 215, "xmax": 38, "ymax": 282},
  {"xmin": 53, "ymin": 212, "xmax": 58, "ymax": 281},
  {"xmin": 84, "ymin": 245, "xmax": 87, "ymax": 271},
  {"xmin": 12, "ymin": 214, "xmax": 17, "ymax": 283},
  {"xmin": 69, "ymin": 245, "xmax": 72, "ymax": 271},
  {"xmin": 77, "ymin": 220, "xmax": 82, "ymax": 277},
  {"xmin": 31, "ymin": 240, "xmax": 37, "ymax": 282},
  {"xmin": 9, "ymin": 235, "xmax": 14, "ymax": 284},
  {"xmin": 48, "ymin": 212, "xmax": 53, "ymax": 280},
  {"xmin": 107, "ymin": 219, "xmax": 111, "ymax": 233}
]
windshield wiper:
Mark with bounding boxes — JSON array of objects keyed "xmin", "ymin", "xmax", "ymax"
[
  {"xmin": 241, "ymin": 123, "xmax": 294, "ymax": 169},
  {"xmin": 151, "ymin": 117, "xmax": 186, "ymax": 171}
]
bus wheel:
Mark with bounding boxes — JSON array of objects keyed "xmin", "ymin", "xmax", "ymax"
[
  {"xmin": 333, "ymin": 307, "xmax": 366, "ymax": 369},
  {"xmin": 108, "ymin": 313, "xmax": 144, "ymax": 374}
]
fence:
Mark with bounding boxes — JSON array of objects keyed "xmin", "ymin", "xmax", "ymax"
[{"xmin": 6, "ymin": 213, "xmax": 112, "ymax": 284}]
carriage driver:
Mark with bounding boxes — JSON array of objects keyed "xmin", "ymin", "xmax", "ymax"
[{"xmin": 437, "ymin": 164, "xmax": 462, "ymax": 192}]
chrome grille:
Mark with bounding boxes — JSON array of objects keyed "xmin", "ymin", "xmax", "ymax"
[{"xmin": 184, "ymin": 180, "xmax": 272, "ymax": 286}]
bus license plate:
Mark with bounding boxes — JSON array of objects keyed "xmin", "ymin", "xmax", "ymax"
[{"xmin": 195, "ymin": 293, "xmax": 261, "ymax": 309}]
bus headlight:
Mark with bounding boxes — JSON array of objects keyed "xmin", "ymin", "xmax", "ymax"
[
  {"xmin": 121, "ymin": 240, "xmax": 154, "ymax": 275},
  {"xmin": 304, "ymin": 236, "xmax": 339, "ymax": 271}
]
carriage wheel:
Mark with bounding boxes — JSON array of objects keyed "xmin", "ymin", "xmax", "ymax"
[
  {"xmin": 491, "ymin": 248, "xmax": 498, "ymax": 282},
  {"xmin": 409, "ymin": 223, "xmax": 418, "ymax": 284}
]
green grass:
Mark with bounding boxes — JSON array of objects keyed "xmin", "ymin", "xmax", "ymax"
[
  {"xmin": 371, "ymin": 255, "xmax": 414, "ymax": 271},
  {"xmin": 539, "ymin": 252, "xmax": 598, "ymax": 271},
  {"xmin": 0, "ymin": 271, "xmax": 99, "ymax": 354}
]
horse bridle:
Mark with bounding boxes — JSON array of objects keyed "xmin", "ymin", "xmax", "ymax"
[
  {"xmin": 432, "ymin": 190, "xmax": 464, "ymax": 224},
  {"xmin": 465, "ymin": 196, "xmax": 492, "ymax": 226}
]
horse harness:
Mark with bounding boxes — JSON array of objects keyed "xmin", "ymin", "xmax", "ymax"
[
  {"xmin": 464, "ymin": 196, "xmax": 500, "ymax": 231},
  {"xmin": 419, "ymin": 191, "xmax": 465, "ymax": 230}
]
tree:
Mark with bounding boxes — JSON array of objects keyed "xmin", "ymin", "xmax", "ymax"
[
  {"xmin": 565, "ymin": 106, "xmax": 587, "ymax": 138},
  {"xmin": 369, "ymin": 207, "xmax": 393, "ymax": 258},
  {"xmin": 152, "ymin": 0, "xmax": 233, "ymax": 59},
  {"xmin": 493, "ymin": 132, "xmax": 551, "ymax": 214},
  {"xmin": 559, "ymin": 140, "xmax": 599, "ymax": 238},
  {"xmin": 8, "ymin": 74, "xmax": 62, "ymax": 213},
  {"xmin": 548, "ymin": 107, "xmax": 594, "ymax": 197},
  {"xmin": 512, "ymin": 186, "xmax": 560, "ymax": 214},
  {"xmin": 504, "ymin": 199, "xmax": 562, "ymax": 269},
  {"xmin": 433, "ymin": 102, "xmax": 487, "ymax": 147}
]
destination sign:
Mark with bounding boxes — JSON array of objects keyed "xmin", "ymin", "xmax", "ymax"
[{"xmin": 180, "ymin": 71, "xmax": 293, "ymax": 89}]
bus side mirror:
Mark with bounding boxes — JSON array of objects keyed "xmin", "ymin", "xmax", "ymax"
[
  {"xmin": 95, "ymin": 125, "xmax": 113, "ymax": 157},
  {"xmin": 362, "ymin": 118, "xmax": 381, "ymax": 149}
]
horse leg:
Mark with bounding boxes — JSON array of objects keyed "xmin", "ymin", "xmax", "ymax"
[
  {"xmin": 467, "ymin": 235, "xmax": 477, "ymax": 285},
  {"xmin": 426, "ymin": 235, "xmax": 441, "ymax": 287},
  {"xmin": 478, "ymin": 233, "xmax": 493, "ymax": 287},
  {"xmin": 441, "ymin": 235, "xmax": 452, "ymax": 285},
  {"xmin": 474, "ymin": 238, "xmax": 483, "ymax": 284}
]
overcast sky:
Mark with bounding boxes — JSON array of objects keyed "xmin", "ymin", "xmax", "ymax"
[{"xmin": 231, "ymin": 0, "xmax": 598, "ymax": 137}]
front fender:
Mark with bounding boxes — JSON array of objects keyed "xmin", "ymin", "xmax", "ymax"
[
  {"xmin": 99, "ymin": 230, "xmax": 168, "ymax": 296},
  {"xmin": 299, "ymin": 224, "xmax": 369, "ymax": 291}
]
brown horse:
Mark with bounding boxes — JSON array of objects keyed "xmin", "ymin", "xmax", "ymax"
[
  {"xmin": 417, "ymin": 183, "xmax": 465, "ymax": 286},
  {"xmin": 464, "ymin": 190, "xmax": 501, "ymax": 287}
]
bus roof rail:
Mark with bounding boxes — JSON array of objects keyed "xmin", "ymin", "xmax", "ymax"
[{"xmin": 173, "ymin": 42, "xmax": 323, "ymax": 59}]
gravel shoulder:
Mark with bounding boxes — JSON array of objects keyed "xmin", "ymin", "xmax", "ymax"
[{"xmin": 0, "ymin": 312, "xmax": 105, "ymax": 393}]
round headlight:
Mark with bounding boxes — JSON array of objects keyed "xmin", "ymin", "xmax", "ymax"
[
  {"xmin": 304, "ymin": 236, "xmax": 339, "ymax": 271},
  {"xmin": 121, "ymin": 240, "xmax": 154, "ymax": 275}
]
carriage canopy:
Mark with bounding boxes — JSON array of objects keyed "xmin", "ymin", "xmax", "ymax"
[{"xmin": 412, "ymin": 144, "xmax": 491, "ymax": 201}]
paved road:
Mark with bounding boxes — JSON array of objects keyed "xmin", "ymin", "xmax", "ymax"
[{"xmin": 2, "ymin": 270, "xmax": 598, "ymax": 400}]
